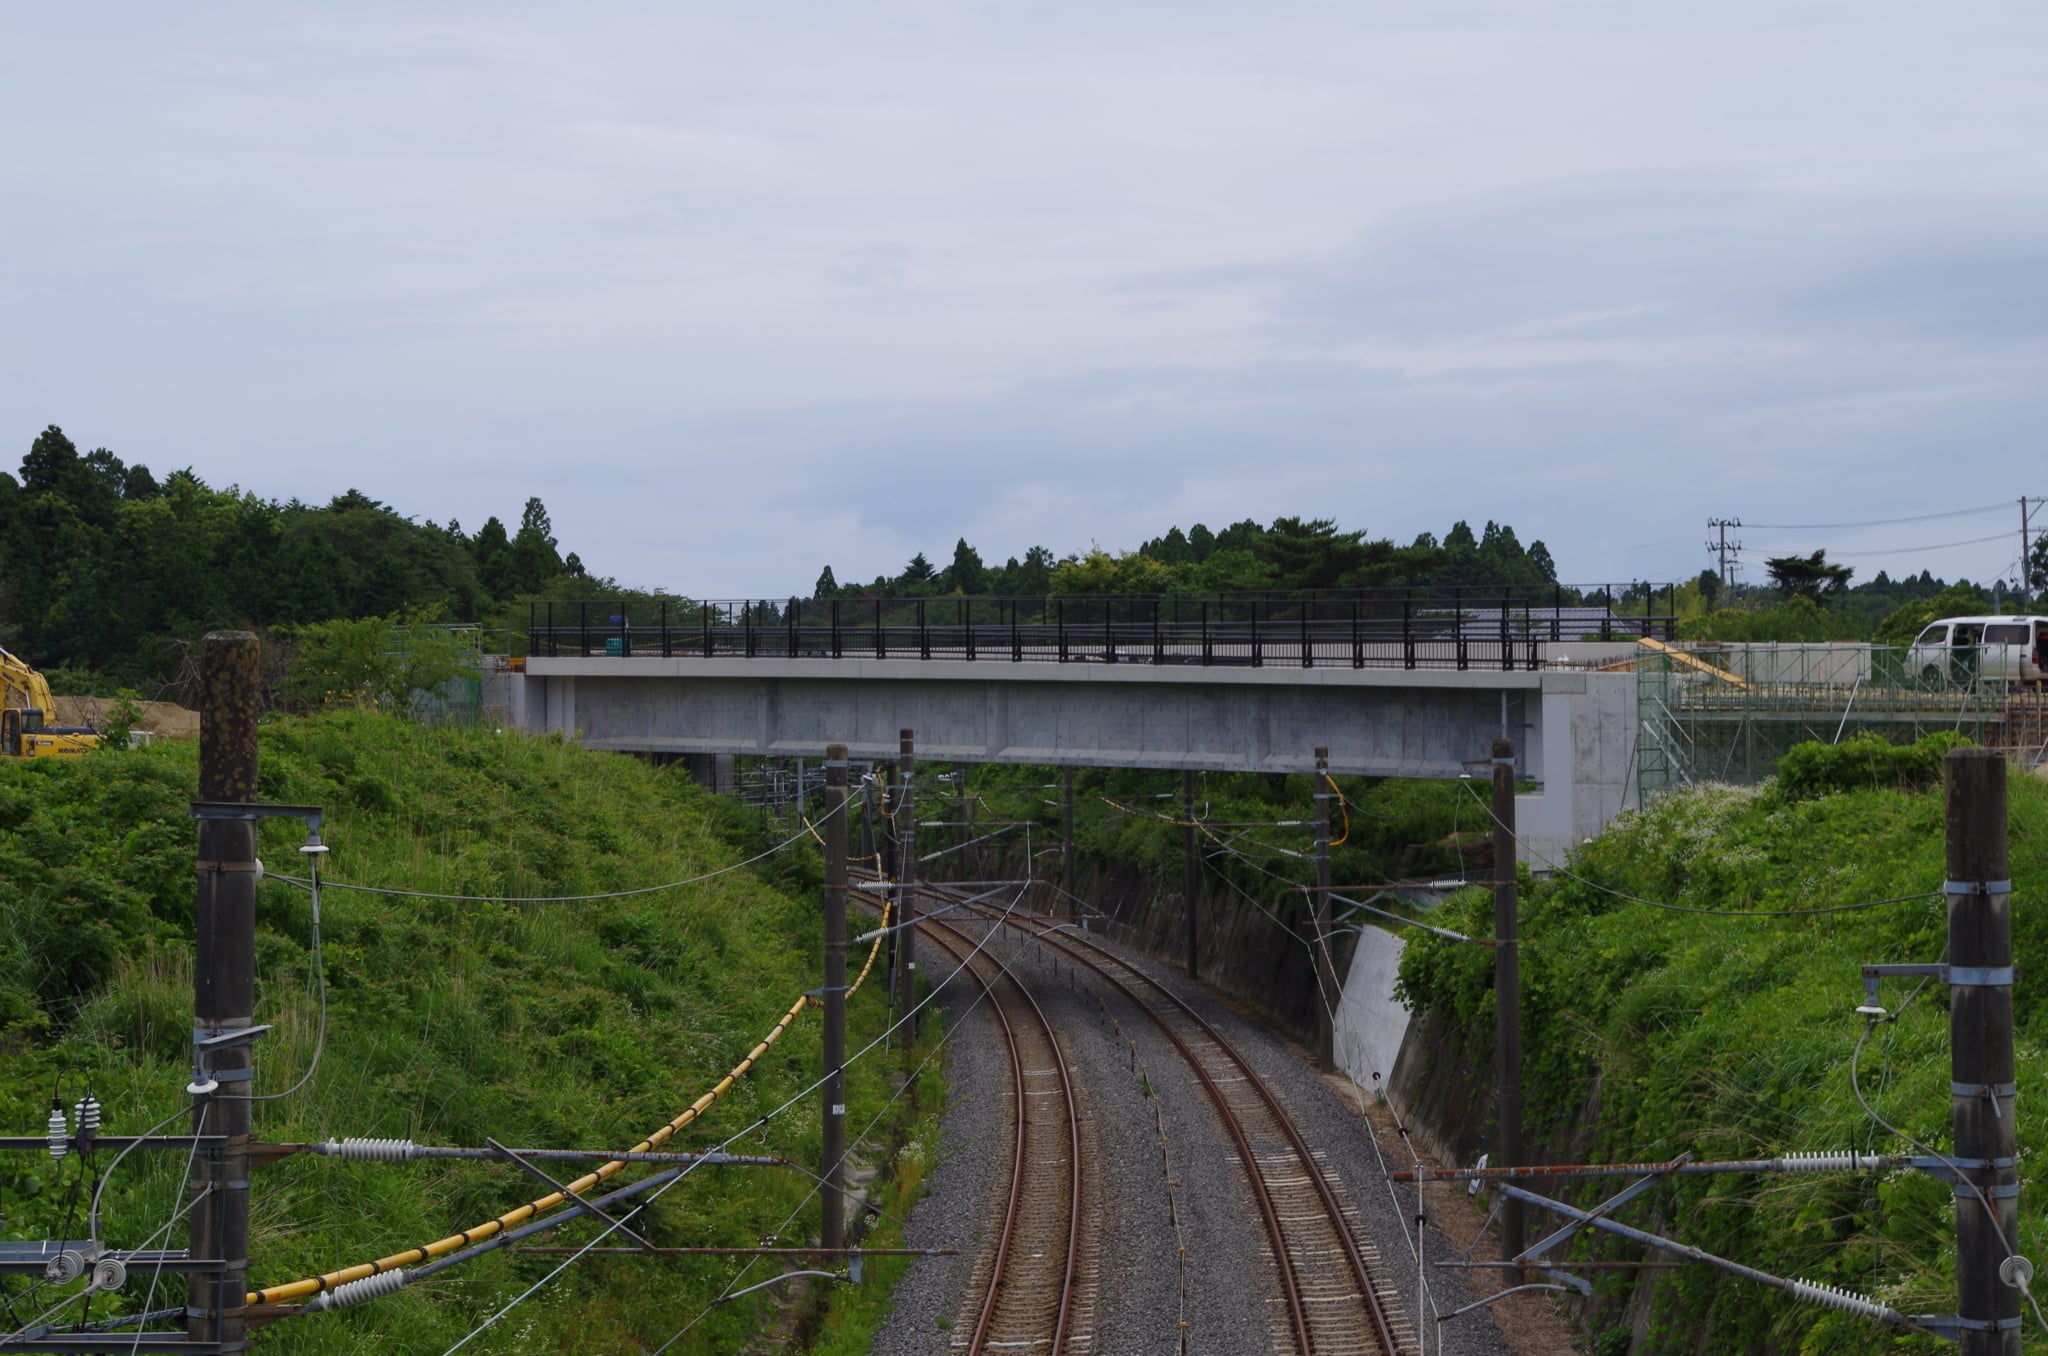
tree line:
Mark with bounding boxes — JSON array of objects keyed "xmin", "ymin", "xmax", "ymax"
[
  {"xmin": 3, "ymin": 423, "xmax": 2018, "ymax": 698},
  {"xmin": 0, "ymin": 425, "xmax": 593, "ymax": 689},
  {"xmin": 812, "ymin": 515, "xmax": 1561, "ymax": 600}
]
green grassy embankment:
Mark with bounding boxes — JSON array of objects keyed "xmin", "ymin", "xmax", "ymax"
[
  {"xmin": 0, "ymin": 712, "xmax": 929, "ymax": 1354},
  {"xmin": 1397, "ymin": 746, "xmax": 2048, "ymax": 1354}
]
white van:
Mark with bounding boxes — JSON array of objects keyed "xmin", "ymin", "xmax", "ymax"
[{"xmin": 1905, "ymin": 615, "xmax": 2048, "ymax": 685}]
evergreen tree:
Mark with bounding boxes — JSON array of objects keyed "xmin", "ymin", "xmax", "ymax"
[
  {"xmin": 1012, "ymin": 545, "xmax": 1055, "ymax": 595},
  {"xmin": 813, "ymin": 564, "xmax": 838, "ymax": 598},
  {"xmin": 944, "ymin": 538, "xmax": 987, "ymax": 594},
  {"xmin": 509, "ymin": 497, "xmax": 563, "ymax": 595},
  {"xmin": 472, "ymin": 516, "xmax": 514, "ymax": 599},
  {"xmin": 899, "ymin": 552, "xmax": 938, "ymax": 589}
]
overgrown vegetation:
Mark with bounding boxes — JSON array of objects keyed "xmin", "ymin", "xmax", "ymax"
[
  {"xmin": 0, "ymin": 715, "xmax": 925, "ymax": 1353},
  {"xmin": 1395, "ymin": 757, "xmax": 2048, "ymax": 1353}
]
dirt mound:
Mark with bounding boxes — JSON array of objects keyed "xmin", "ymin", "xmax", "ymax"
[{"xmin": 49, "ymin": 696, "xmax": 201, "ymax": 740}]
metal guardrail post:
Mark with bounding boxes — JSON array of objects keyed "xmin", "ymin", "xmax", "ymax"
[
  {"xmin": 1201, "ymin": 599, "xmax": 1212, "ymax": 665},
  {"xmin": 1499, "ymin": 600, "xmax": 1512, "ymax": 672},
  {"xmin": 963, "ymin": 598, "xmax": 974, "ymax": 661},
  {"xmin": 918, "ymin": 601, "xmax": 929, "ymax": 660},
  {"xmin": 831, "ymin": 599, "xmax": 842, "ymax": 659},
  {"xmin": 1251, "ymin": 599, "xmax": 1263, "ymax": 668},
  {"xmin": 1403, "ymin": 595, "xmax": 1415, "ymax": 669},
  {"xmin": 660, "ymin": 601, "xmax": 670, "ymax": 658},
  {"xmin": 1351, "ymin": 600, "xmax": 1363, "ymax": 669},
  {"xmin": 1058, "ymin": 598, "xmax": 1068, "ymax": 663}
]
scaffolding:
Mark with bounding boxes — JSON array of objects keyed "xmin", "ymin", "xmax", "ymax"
[{"xmin": 1633, "ymin": 642, "xmax": 2034, "ymax": 798}]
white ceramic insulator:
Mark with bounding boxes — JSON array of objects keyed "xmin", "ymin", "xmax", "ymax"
[
  {"xmin": 1788, "ymin": 1279, "xmax": 1897, "ymax": 1322},
  {"xmin": 74, "ymin": 1096, "xmax": 101, "ymax": 1135},
  {"xmin": 323, "ymin": 1137, "xmax": 417, "ymax": 1162},
  {"xmin": 312, "ymin": 1268, "xmax": 408, "ymax": 1312},
  {"xmin": 47, "ymin": 1108, "xmax": 68, "ymax": 1161}
]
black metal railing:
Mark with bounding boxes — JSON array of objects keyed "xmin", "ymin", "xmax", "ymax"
[{"xmin": 527, "ymin": 586, "xmax": 1677, "ymax": 672}]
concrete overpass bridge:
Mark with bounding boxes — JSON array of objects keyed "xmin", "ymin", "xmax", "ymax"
[{"xmin": 507, "ymin": 591, "xmax": 1662, "ymax": 864}]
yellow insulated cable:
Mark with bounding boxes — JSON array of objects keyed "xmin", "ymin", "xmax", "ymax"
[
  {"xmin": 1320, "ymin": 773, "xmax": 1351, "ymax": 848},
  {"xmin": 250, "ymin": 991, "xmax": 813, "ymax": 1306},
  {"xmin": 843, "ymin": 895, "xmax": 891, "ymax": 1000}
]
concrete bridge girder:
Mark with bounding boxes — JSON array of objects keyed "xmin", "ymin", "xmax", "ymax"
[{"xmin": 508, "ymin": 658, "xmax": 1637, "ymax": 865}]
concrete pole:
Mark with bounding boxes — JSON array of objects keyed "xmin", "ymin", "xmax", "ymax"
[
  {"xmin": 1183, "ymin": 769, "xmax": 1199, "ymax": 980},
  {"xmin": 895, "ymin": 729, "xmax": 918, "ymax": 1046},
  {"xmin": 1313, "ymin": 748, "xmax": 1336, "ymax": 1072},
  {"xmin": 191, "ymin": 632, "xmax": 261, "ymax": 1348},
  {"xmin": 956, "ymin": 768, "xmax": 968, "ymax": 884},
  {"xmin": 1945, "ymin": 749, "xmax": 2020, "ymax": 1355},
  {"xmin": 1491, "ymin": 736, "xmax": 1524, "ymax": 1262},
  {"xmin": 1062, "ymin": 766, "xmax": 1077, "ymax": 906},
  {"xmin": 820, "ymin": 745, "xmax": 849, "ymax": 1252},
  {"xmin": 879, "ymin": 767, "xmax": 897, "ymax": 1017}
]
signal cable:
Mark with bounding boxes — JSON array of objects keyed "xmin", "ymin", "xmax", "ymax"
[
  {"xmin": 271, "ymin": 806, "xmax": 841, "ymax": 906},
  {"xmin": 432, "ymin": 884, "xmax": 1035, "ymax": 1355},
  {"xmin": 1850, "ymin": 1008, "xmax": 2047, "ymax": 1336},
  {"xmin": 648, "ymin": 919, "xmax": 1015, "ymax": 1354}
]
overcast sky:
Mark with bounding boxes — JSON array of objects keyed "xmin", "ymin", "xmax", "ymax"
[{"xmin": 5, "ymin": 3, "xmax": 2045, "ymax": 598}]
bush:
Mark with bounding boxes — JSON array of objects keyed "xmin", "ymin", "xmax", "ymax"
[{"xmin": 1775, "ymin": 731, "xmax": 1969, "ymax": 801}]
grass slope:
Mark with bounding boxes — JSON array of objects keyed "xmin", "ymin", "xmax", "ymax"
[
  {"xmin": 0, "ymin": 713, "xmax": 915, "ymax": 1354},
  {"xmin": 1398, "ymin": 767, "xmax": 2048, "ymax": 1354}
]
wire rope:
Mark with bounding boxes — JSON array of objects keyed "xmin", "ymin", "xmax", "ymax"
[
  {"xmin": 432, "ymin": 884, "xmax": 1035, "ymax": 1355},
  {"xmin": 1849, "ymin": 1013, "xmax": 2048, "ymax": 1335},
  {"xmin": 273, "ymin": 805, "xmax": 840, "ymax": 906}
]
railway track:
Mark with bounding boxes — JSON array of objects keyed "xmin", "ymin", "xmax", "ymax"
[
  {"xmin": 863, "ymin": 887, "xmax": 1091, "ymax": 1354},
  {"xmin": 939, "ymin": 887, "xmax": 1403, "ymax": 1356}
]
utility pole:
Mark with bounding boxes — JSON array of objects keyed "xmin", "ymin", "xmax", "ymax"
[
  {"xmin": 1061, "ymin": 766, "xmax": 1076, "ymax": 907},
  {"xmin": 1945, "ymin": 748, "xmax": 2019, "ymax": 1354},
  {"xmin": 895, "ymin": 729, "xmax": 918, "ymax": 1047},
  {"xmin": 820, "ymin": 745, "xmax": 849, "ymax": 1253},
  {"xmin": 1183, "ymin": 769, "xmax": 1199, "ymax": 980},
  {"xmin": 1705, "ymin": 518, "xmax": 1743, "ymax": 596},
  {"xmin": 1312, "ymin": 748, "xmax": 1336, "ymax": 1073},
  {"xmin": 1491, "ymin": 736, "xmax": 1524, "ymax": 1263},
  {"xmin": 191, "ymin": 632, "xmax": 261, "ymax": 1350},
  {"xmin": 2020, "ymin": 498, "xmax": 2038, "ymax": 604},
  {"xmin": 879, "ymin": 766, "xmax": 897, "ymax": 1021}
]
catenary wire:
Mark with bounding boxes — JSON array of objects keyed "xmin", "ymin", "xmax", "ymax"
[
  {"xmin": 433, "ymin": 884, "xmax": 1035, "ymax": 1355},
  {"xmin": 647, "ymin": 907, "xmax": 1015, "ymax": 1353},
  {"xmin": 273, "ymin": 803, "xmax": 842, "ymax": 905}
]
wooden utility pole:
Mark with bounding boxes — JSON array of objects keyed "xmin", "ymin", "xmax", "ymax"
[
  {"xmin": 1183, "ymin": 770, "xmax": 1199, "ymax": 980},
  {"xmin": 820, "ymin": 745, "xmax": 849, "ymax": 1252},
  {"xmin": 191, "ymin": 632, "xmax": 261, "ymax": 1349},
  {"xmin": 1313, "ymin": 748, "xmax": 1336, "ymax": 1072},
  {"xmin": 1945, "ymin": 748, "xmax": 2020, "ymax": 1354},
  {"xmin": 1491, "ymin": 736, "xmax": 1524, "ymax": 1262},
  {"xmin": 895, "ymin": 729, "xmax": 918, "ymax": 1046}
]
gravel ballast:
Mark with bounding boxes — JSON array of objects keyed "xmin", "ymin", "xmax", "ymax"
[{"xmin": 873, "ymin": 915, "xmax": 1511, "ymax": 1356}]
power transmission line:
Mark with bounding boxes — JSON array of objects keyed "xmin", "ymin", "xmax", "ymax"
[{"xmin": 1743, "ymin": 502, "xmax": 2008, "ymax": 531}]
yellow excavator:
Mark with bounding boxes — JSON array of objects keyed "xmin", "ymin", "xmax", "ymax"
[{"xmin": 1, "ymin": 647, "xmax": 100, "ymax": 759}]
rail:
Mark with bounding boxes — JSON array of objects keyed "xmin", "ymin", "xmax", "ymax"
[
  {"xmin": 529, "ymin": 586, "xmax": 1678, "ymax": 673},
  {"xmin": 947, "ymin": 889, "xmax": 1401, "ymax": 1356}
]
